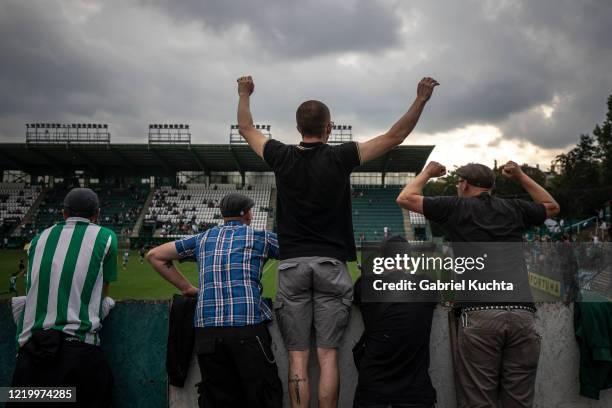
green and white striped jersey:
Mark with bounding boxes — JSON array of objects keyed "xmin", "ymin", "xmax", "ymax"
[{"xmin": 16, "ymin": 217, "xmax": 118, "ymax": 347}]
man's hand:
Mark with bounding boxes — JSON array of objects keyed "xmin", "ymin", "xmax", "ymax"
[
  {"xmin": 502, "ymin": 160, "xmax": 560, "ymax": 218},
  {"xmin": 424, "ymin": 161, "xmax": 446, "ymax": 178},
  {"xmin": 358, "ymin": 76, "xmax": 439, "ymax": 164},
  {"xmin": 416, "ymin": 77, "xmax": 439, "ymax": 103},
  {"xmin": 182, "ymin": 285, "xmax": 198, "ymax": 297},
  {"xmin": 237, "ymin": 75, "xmax": 254, "ymax": 97},
  {"xmin": 502, "ymin": 161, "xmax": 524, "ymax": 181}
]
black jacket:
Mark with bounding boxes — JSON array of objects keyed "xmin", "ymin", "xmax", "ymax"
[{"xmin": 167, "ymin": 294, "xmax": 196, "ymax": 387}]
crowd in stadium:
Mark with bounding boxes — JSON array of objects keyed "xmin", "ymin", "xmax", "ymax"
[{"xmin": 4, "ymin": 75, "xmax": 611, "ymax": 408}]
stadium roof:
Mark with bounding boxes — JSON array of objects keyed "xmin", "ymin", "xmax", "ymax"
[{"xmin": 0, "ymin": 143, "xmax": 434, "ymax": 176}]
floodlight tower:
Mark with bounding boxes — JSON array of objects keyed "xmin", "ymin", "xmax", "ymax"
[
  {"xmin": 327, "ymin": 124, "xmax": 353, "ymax": 145},
  {"xmin": 148, "ymin": 124, "xmax": 191, "ymax": 145},
  {"xmin": 229, "ymin": 124, "xmax": 271, "ymax": 144}
]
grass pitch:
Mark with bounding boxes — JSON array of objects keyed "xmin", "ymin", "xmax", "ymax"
[{"xmin": 0, "ymin": 249, "xmax": 361, "ymax": 301}]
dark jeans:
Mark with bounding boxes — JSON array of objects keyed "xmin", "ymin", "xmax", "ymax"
[
  {"xmin": 10, "ymin": 336, "xmax": 113, "ymax": 408},
  {"xmin": 196, "ymin": 323, "xmax": 283, "ymax": 408}
]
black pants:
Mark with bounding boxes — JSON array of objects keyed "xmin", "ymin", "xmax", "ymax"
[
  {"xmin": 10, "ymin": 337, "xmax": 113, "ymax": 408},
  {"xmin": 196, "ymin": 323, "xmax": 282, "ymax": 408}
]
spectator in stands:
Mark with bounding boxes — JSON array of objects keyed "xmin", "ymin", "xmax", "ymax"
[
  {"xmin": 147, "ymin": 193, "xmax": 282, "ymax": 408},
  {"xmin": 236, "ymin": 74, "xmax": 438, "ymax": 408},
  {"xmin": 396, "ymin": 160, "xmax": 559, "ymax": 408},
  {"xmin": 10, "ymin": 188, "xmax": 116, "ymax": 407}
]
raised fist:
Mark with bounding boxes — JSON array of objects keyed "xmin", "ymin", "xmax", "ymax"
[
  {"xmin": 417, "ymin": 77, "xmax": 439, "ymax": 102},
  {"xmin": 237, "ymin": 75, "xmax": 254, "ymax": 96},
  {"xmin": 424, "ymin": 161, "xmax": 446, "ymax": 178},
  {"xmin": 502, "ymin": 161, "xmax": 524, "ymax": 180}
]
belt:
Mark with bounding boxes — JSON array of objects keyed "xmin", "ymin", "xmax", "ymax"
[
  {"xmin": 462, "ymin": 305, "xmax": 536, "ymax": 313},
  {"xmin": 460, "ymin": 305, "xmax": 536, "ymax": 328}
]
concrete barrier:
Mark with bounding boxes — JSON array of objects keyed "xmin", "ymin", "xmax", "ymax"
[
  {"xmin": 2, "ymin": 302, "xmax": 612, "ymax": 407},
  {"xmin": 171, "ymin": 303, "xmax": 612, "ymax": 408}
]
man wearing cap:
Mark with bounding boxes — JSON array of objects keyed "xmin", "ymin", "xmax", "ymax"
[
  {"xmin": 10, "ymin": 188, "xmax": 116, "ymax": 407},
  {"xmin": 397, "ymin": 161, "xmax": 560, "ymax": 408},
  {"xmin": 146, "ymin": 192, "xmax": 283, "ymax": 408},
  {"xmin": 236, "ymin": 75, "xmax": 438, "ymax": 408}
]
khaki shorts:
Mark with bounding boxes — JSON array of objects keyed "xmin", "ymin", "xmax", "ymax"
[{"xmin": 274, "ymin": 257, "xmax": 353, "ymax": 350}]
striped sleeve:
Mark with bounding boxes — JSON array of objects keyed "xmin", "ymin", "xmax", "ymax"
[{"xmin": 103, "ymin": 230, "xmax": 118, "ymax": 283}]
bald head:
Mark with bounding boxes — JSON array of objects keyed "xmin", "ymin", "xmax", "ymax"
[{"xmin": 296, "ymin": 100, "xmax": 331, "ymax": 139}]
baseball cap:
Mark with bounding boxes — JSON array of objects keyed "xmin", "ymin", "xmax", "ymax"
[
  {"xmin": 63, "ymin": 188, "xmax": 100, "ymax": 218},
  {"xmin": 219, "ymin": 193, "xmax": 255, "ymax": 218},
  {"xmin": 456, "ymin": 163, "xmax": 496, "ymax": 189}
]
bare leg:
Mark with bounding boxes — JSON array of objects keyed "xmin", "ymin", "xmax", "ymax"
[
  {"xmin": 317, "ymin": 347, "xmax": 339, "ymax": 408},
  {"xmin": 288, "ymin": 350, "xmax": 310, "ymax": 408}
]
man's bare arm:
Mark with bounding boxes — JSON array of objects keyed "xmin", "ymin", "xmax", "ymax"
[
  {"xmin": 237, "ymin": 75, "xmax": 268, "ymax": 158},
  {"xmin": 359, "ymin": 77, "xmax": 439, "ymax": 164},
  {"xmin": 146, "ymin": 242, "xmax": 198, "ymax": 297},
  {"xmin": 396, "ymin": 162, "xmax": 446, "ymax": 214},
  {"xmin": 502, "ymin": 161, "xmax": 560, "ymax": 218}
]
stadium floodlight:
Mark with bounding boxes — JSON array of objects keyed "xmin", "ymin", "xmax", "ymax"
[
  {"xmin": 148, "ymin": 122, "xmax": 191, "ymax": 145},
  {"xmin": 25, "ymin": 122, "xmax": 110, "ymax": 144}
]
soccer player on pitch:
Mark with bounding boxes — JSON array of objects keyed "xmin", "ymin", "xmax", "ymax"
[{"xmin": 236, "ymin": 74, "xmax": 438, "ymax": 408}]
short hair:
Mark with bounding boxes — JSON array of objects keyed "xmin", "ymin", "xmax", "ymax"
[{"xmin": 296, "ymin": 100, "xmax": 331, "ymax": 137}]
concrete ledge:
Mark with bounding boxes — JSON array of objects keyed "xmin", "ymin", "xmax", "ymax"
[
  {"xmin": 171, "ymin": 304, "xmax": 612, "ymax": 408},
  {"xmin": 3, "ymin": 301, "xmax": 612, "ymax": 407}
]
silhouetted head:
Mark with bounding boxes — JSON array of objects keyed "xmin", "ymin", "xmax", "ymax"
[
  {"xmin": 296, "ymin": 100, "xmax": 332, "ymax": 142},
  {"xmin": 62, "ymin": 188, "xmax": 100, "ymax": 222},
  {"xmin": 455, "ymin": 163, "xmax": 495, "ymax": 198},
  {"xmin": 220, "ymin": 193, "xmax": 255, "ymax": 225}
]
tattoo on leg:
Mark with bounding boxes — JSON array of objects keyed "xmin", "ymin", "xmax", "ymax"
[{"xmin": 289, "ymin": 374, "xmax": 305, "ymax": 405}]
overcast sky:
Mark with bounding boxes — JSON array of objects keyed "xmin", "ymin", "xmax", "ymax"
[{"xmin": 1, "ymin": 0, "xmax": 611, "ymax": 170}]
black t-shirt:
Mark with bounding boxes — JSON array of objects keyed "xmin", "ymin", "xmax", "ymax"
[
  {"xmin": 263, "ymin": 139, "xmax": 360, "ymax": 261},
  {"xmin": 353, "ymin": 276, "xmax": 437, "ymax": 405},
  {"xmin": 423, "ymin": 193, "xmax": 547, "ymax": 306},
  {"xmin": 423, "ymin": 193, "xmax": 546, "ymax": 242}
]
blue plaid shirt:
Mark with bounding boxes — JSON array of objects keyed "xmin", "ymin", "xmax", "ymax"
[{"xmin": 175, "ymin": 220, "xmax": 279, "ymax": 327}]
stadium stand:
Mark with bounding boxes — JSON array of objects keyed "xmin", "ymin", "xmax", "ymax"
[
  {"xmin": 0, "ymin": 183, "xmax": 41, "ymax": 239},
  {"xmin": 20, "ymin": 184, "xmax": 148, "ymax": 238},
  {"xmin": 1, "ymin": 142, "xmax": 434, "ymax": 245},
  {"xmin": 351, "ymin": 186, "xmax": 405, "ymax": 242},
  {"xmin": 144, "ymin": 185, "xmax": 272, "ymax": 238}
]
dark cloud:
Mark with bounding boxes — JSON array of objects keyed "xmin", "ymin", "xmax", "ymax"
[
  {"xmin": 386, "ymin": 0, "xmax": 612, "ymax": 148},
  {"xmin": 0, "ymin": 0, "xmax": 611, "ymax": 156},
  {"xmin": 143, "ymin": 0, "xmax": 403, "ymax": 58}
]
